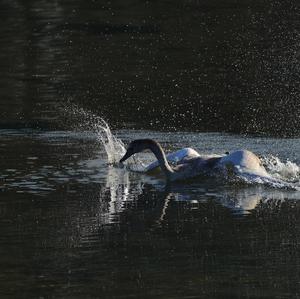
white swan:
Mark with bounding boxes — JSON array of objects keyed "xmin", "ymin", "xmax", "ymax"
[{"xmin": 119, "ymin": 139, "xmax": 270, "ymax": 182}]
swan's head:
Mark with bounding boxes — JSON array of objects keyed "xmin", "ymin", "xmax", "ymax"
[{"xmin": 120, "ymin": 139, "xmax": 156, "ymax": 163}]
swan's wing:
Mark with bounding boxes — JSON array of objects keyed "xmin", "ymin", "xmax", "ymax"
[{"xmin": 145, "ymin": 148, "xmax": 200, "ymax": 173}]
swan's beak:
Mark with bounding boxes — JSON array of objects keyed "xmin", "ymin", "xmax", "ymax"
[{"xmin": 120, "ymin": 149, "xmax": 133, "ymax": 163}]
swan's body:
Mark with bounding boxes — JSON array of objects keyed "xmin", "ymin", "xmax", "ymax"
[
  {"xmin": 120, "ymin": 139, "xmax": 270, "ymax": 182},
  {"xmin": 219, "ymin": 150, "xmax": 270, "ymax": 177},
  {"xmin": 145, "ymin": 147, "xmax": 200, "ymax": 173}
]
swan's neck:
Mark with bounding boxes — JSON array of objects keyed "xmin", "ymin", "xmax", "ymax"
[{"xmin": 148, "ymin": 142, "xmax": 174, "ymax": 179}]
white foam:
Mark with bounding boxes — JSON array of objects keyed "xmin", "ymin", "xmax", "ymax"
[
  {"xmin": 262, "ymin": 155, "xmax": 299, "ymax": 181},
  {"xmin": 231, "ymin": 155, "xmax": 300, "ymax": 190}
]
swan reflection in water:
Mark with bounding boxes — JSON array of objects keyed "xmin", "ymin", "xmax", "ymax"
[{"xmin": 98, "ymin": 164, "xmax": 299, "ymax": 226}]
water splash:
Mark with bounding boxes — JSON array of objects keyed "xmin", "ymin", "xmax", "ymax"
[
  {"xmin": 231, "ymin": 155, "xmax": 300, "ymax": 190},
  {"xmin": 60, "ymin": 104, "xmax": 146, "ymax": 170},
  {"xmin": 96, "ymin": 121, "xmax": 126, "ymax": 164},
  {"xmin": 61, "ymin": 104, "xmax": 126, "ymax": 164},
  {"xmin": 261, "ymin": 155, "xmax": 299, "ymax": 182}
]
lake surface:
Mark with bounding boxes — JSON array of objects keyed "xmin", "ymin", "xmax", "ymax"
[
  {"xmin": 1, "ymin": 124, "xmax": 300, "ymax": 298},
  {"xmin": 1, "ymin": 0, "xmax": 300, "ymax": 298}
]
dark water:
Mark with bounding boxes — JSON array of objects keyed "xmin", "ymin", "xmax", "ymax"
[
  {"xmin": 1, "ymin": 1, "xmax": 300, "ymax": 298},
  {"xmin": 0, "ymin": 0, "xmax": 299, "ymax": 135}
]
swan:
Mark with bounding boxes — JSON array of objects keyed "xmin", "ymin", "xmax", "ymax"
[{"xmin": 120, "ymin": 139, "xmax": 270, "ymax": 182}]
